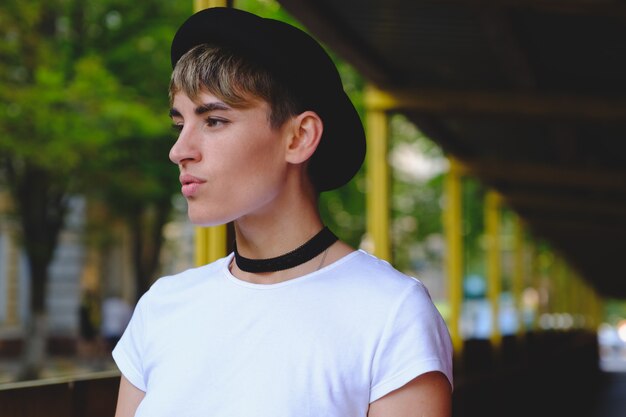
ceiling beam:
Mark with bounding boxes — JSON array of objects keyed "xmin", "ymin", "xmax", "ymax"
[
  {"xmin": 457, "ymin": 158, "xmax": 626, "ymax": 191},
  {"xmin": 277, "ymin": 0, "xmax": 393, "ymax": 85},
  {"xmin": 406, "ymin": 115, "xmax": 474, "ymax": 157},
  {"xmin": 441, "ymin": 0, "xmax": 626, "ymax": 18},
  {"xmin": 478, "ymin": 9, "xmax": 535, "ymax": 89},
  {"xmin": 522, "ymin": 216, "xmax": 626, "ymax": 236},
  {"xmin": 366, "ymin": 88, "xmax": 626, "ymax": 121},
  {"xmin": 504, "ymin": 192, "xmax": 626, "ymax": 217}
]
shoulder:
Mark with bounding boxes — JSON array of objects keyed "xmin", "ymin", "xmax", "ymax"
[
  {"xmin": 139, "ymin": 255, "xmax": 230, "ymax": 305},
  {"xmin": 335, "ymin": 250, "xmax": 431, "ymax": 299},
  {"xmin": 320, "ymin": 250, "xmax": 436, "ymax": 320},
  {"xmin": 344, "ymin": 252, "xmax": 454, "ymax": 397}
]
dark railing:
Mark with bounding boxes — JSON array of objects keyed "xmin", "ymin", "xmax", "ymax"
[
  {"xmin": 0, "ymin": 330, "xmax": 603, "ymax": 417},
  {"xmin": 0, "ymin": 370, "xmax": 119, "ymax": 417},
  {"xmin": 453, "ymin": 330, "xmax": 603, "ymax": 417}
]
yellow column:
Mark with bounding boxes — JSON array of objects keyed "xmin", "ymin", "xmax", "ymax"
[
  {"xmin": 485, "ymin": 190, "xmax": 502, "ymax": 349},
  {"xmin": 554, "ymin": 257, "xmax": 566, "ymax": 318},
  {"xmin": 512, "ymin": 215, "xmax": 525, "ymax": 338},
  {"xmin": 593, "ymin": 290, "xmax": 604, "ymax": 330},
  {"xmin": 562, "ymin": 259, "xmax": 572, "ymax": 327},
  {"xmin": 194, "ymin": 0, "xmax": 229, "ymax": 10},
  {"xmin": 365, "ymin": 87, "xmax": 391, "ymax": 262},
  {"xmin": 529, "ymin": 241, "xmax": 541, "ymax": 331},
  {"xmin": 570, "ymin": 268, "xmax": 580, "ymax": 328},
  {"xmin": 583, "ymin": 279, "xmax": 597, "ymax": 331},
  {"xmin": 444, "ymin": 158, "xmax": 463, "ymax": 355},
  {"xmin": 571, "ymin": 271, "xmax": 581, "ymax": 327},
  {"xmin": 193, "ymin": 0, "xmax": 229, "ymax": 266},
  {"xmin": 581, "ymin": 277, "xmax": 589, "ymax": 328},
  {"xmin": 0, "ymin": 192, "xmax": 19, "ymax": 326},
  {"xmin": 5, "ymin": 233, "xmax": 19, "ymax": 325},
  {"xmin": 579, "ymin": 277, "xmax": 588, "ymax": 329}
]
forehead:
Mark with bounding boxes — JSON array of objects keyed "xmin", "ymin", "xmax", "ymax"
[{"xmin": 171, "ymin": 90, "xmax": 270, "ymax": 115}]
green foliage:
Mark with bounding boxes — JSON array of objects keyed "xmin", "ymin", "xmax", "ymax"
[
  {"xmin": 605, "ymin": 299, "xmax": 626, "ymax": 324},
  {"xmin": 461, "ymin": 177, "xmax": 486, "ymax": 277},
  {"xmin": 0, "ymin": 0, "xmax": 188, "ymax": 196},
  {"xmin": 388, "ymin": 114, "xmax": 447, "ymax": 272},
  {"xmin": 0, "ymin": 0, "xmax": 191, "ymax": 327},
  {"xmin": 0, "ymin": 53, "xmax": 173, "ymax": 198}
]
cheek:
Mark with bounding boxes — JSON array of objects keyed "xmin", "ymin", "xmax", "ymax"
[
  {"xmin": 210, "ymin": 131, "xmax": 286, "ymax": 201},
  {"xmin": 230, "ymin": 129, "xmax": 284, "ymax": 179},
  {"xmin": 236, "ymin": 144, "xmax": 286, "ymax": 195}
]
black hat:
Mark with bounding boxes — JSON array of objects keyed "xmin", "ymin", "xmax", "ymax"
[{"xmin": 171, "ymin": 7, "xmax": 366, "ymax": 192}]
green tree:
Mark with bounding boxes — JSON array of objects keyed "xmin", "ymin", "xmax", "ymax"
[
  {"xmin": 76, "ymin": 0, "xmax": 189, "ymax": 300},
  {"xmin": 388, "ymin": 114, "xmax": 447, "ymax": 273},
  {"xmin": 0, "ymin": 0, "xmax": 187, "ymax": 379}
]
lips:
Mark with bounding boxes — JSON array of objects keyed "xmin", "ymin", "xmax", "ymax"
[{"xmin": 179, "ymin": 174, "xmax": 206, "ymax": 198}]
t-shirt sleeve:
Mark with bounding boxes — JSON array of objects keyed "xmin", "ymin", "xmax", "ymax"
[
  {"xmin": 112, "ymin": 293, "xmax": 149, "ymax": 392},
  {"xmin": 369, "ymin": 282, "xmax": 453, "ymax": 403}
]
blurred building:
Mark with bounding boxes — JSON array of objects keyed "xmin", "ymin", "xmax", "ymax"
[
  {"xmin": 0, "ymin": 195, "xmax": 86, "ymax": 352},
  {"xmin": 0, "ymin": 191, "xmax": 195, "ymax": 355},
  {"xmin": 0, "ymin": 196, "xmax": 135, "ymax": 352}
]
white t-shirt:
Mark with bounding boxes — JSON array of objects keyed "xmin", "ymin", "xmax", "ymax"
[{"xmin": 113, "ymin": 250, "xmax": 453, "ymax": 417}]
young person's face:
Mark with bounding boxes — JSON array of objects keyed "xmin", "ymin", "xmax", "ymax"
[{"xmin": 169, "ymin": 90, "xmax": 290, "ymax": 225}]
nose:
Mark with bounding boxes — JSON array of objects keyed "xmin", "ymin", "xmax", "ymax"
[{"xmin": 169, "ymin": 126, "xmax": 200, "ymax": 165}]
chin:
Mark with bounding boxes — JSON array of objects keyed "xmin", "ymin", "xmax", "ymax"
[{"xmin": 187, "ymin": 209, "xmax": 232, "ymax": 227}]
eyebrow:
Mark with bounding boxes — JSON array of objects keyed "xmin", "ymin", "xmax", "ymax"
[
  {"xmin": 169, "ymin": 102, "xmax": 231, "ymax": 118},
  {"xmin": 195, "ymin": 102, "xmax": 231, "ymax": 115}
]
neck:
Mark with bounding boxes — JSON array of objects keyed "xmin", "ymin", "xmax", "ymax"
[
  {"xmin": 227, "ymin": 167, "xmax": 358, "ymax": 284},
  {"xmin": 233, "ymin": 176, "xmax": 322, "ymax": 259},
  {"xmin": 234, "ymin": 226, "xmax": 337, "ymax": 273},
  {"xmin": 230, "ymin": 180, "xmax": 331, "ymax": 283}
]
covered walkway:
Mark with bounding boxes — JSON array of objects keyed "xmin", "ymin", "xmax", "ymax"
[
  {"xmin": 1, "ymin": 334, "xmax": 624, "ymax": 416},
  {"xmin": 592, "ymin": 372, "xmax": 626, "ymax": 417},
  {"xmin": 2, "ymin": 0, "xmax": 625, "ymax": 416},
  {"xmin": 273, "ymin": 0, "xmax": 626, "ymax": 416}
]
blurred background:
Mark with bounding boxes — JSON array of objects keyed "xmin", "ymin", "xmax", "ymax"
[{"xmin": 1, "ymin": 0, "xmax": 626, "ymax": 416}]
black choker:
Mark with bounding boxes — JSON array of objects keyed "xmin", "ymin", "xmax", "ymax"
[{"xmin": 234, "ymin": 227, "xmax": 338, "ymax": 273}]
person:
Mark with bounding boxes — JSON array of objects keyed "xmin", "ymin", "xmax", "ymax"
[
  {"xmin": 113, "ymin": 7, "xmax": 453, "ymax": 417},
  {"xmin": 101, "ymin": 295, "xmax": 133, "ymax": 354},
  {"xmin": 77, "ymin": 288, "xmax": 100, "ymax": 361}
]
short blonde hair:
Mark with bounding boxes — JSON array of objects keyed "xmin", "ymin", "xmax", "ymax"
[{"xmin": 169, "ymin": 44, "xmax": 300, "ymax": 128}]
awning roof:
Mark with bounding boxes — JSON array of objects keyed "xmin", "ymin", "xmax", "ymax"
[{"xmin": 278, "ymin": 0, "xmax": 626, "ymax": 298}]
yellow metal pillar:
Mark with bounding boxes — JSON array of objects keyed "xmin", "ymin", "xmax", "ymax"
[
  {"xmin": 583, "ymin": 279, "xmax": 598, "ymax": 330},
  {"xmin": 582, "ymin": 279, "xmax": 590, "ymax": 328},
  {"xmin": 512, "ymin": 215, "xmax": 525, "ymax": 337},
  {"xmin": 194, "ymin": 0, "xmax": 229, "ymax": 10},
  {"xmin": 562, "ymin": 259, "xmax": 572, "ymax": 325},
  {"xmin": 444, "ymin": 158, "xmax": 464, "ymax": 355},
  {"xmin": 572, "ymin": 271, "xmax": 582, "ymax": 327},
  {"xmin": 554, "ymin": 257, "xmax": 566, "ymax": 318},
  {"xmin": 593, "ymin": 290, "xmax": 604, "ymax": 329},
  {"xmin": 579, "ymin": 277, "xmax": 589, "ymax": 329},
  {"xmin": 0, "ymin": 192, "xmax": 19, "ymax": 326},
  {"xmin": 364, "ymin": 86, "xmax": 391, "ymax": 262},
  {"xmin": 570, "ymin": 269, "xmax": 581, "ymax": 328},
  {"xmin": 528, "ymin": 241, "xmax": 542, "ymax": 331},
  {"xmin": 192, "ymin": 0, "xmax": 230, "ymax": 266},
  {"xmin": 5, "ymin": 233, "xmax": 19, "ymax": 325},
  {"xmin": 485, "ymin": 190, "xmax": 502, "ymax": 349}
]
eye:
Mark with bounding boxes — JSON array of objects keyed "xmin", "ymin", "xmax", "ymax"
[
  {"xmin": 171, "ymin": 123, "xmax": 184, "ymax": 133},
  {"xmin": 206, "ymin": 117, "xmax": 228, "ymax": 127}
]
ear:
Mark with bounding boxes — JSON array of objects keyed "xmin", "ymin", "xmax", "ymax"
[{"xmin": 284, "ymin": 111, "xmax": 323, "ymax": 165}]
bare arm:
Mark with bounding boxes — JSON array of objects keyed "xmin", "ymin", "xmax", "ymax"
[
  {"xmin": 114, "ymin": 376, "xmax": 145, "ymax": 417},
  {"xmin": 368, "ymin": 371, "xmax": 452, "ymax": 417}
]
